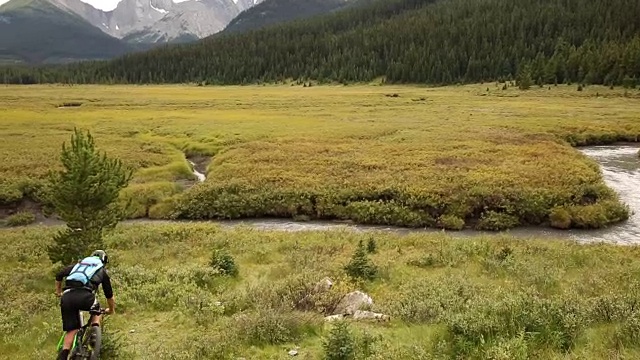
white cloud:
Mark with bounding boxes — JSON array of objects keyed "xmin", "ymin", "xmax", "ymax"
[
  {"xmin": 0, "ymin": 0, "xmax": 123, "ymax": 11},
  {"xmin": 83, "ymin": 0, "xmax": 122, "ymax": 11}
]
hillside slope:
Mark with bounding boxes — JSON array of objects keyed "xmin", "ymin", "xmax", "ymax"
[
  {"xmin": 0, "ymin": 0, "xmax": 132, "ymax": 64},
  {"xmin": 49, "ymin": 0, "xmax": 110, "ymax": 33},
  {"xmin": 3, "ymin": 0, "xmax": 640, "ymax": 84},
  {"xmin": 222, "ymin": 0, "xmax": 352, "ymax": 34}
]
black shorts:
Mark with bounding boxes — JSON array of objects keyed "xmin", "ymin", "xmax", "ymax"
[{"xmin": 60, "ymin": 289, "xmax": 97, "ymax": 331}]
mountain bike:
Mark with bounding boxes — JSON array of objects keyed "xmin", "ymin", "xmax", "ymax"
[{"xmin": 56, "ymin": 302, "xmax": 107, "ymax": 360}]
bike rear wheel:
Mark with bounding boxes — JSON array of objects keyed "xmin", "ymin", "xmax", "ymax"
[{"xmin": 86, "ymin": 325, "xmax": 102, "ymax": 360}]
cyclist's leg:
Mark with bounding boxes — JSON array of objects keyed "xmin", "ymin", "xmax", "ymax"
[{"xmin": 59, "ymin": 290, "xmax": 82, "ymax": 359}]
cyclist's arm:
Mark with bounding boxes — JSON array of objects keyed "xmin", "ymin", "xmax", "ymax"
[
  {"xmin": 102, "ymin": 270, "xmax": 115, "ymax": 314},
  {"xmin": 54, "ymin": 265, "xmax": 74, "ymax": 297}
]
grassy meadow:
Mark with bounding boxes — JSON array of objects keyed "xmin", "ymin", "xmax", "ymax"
[
  {"xmin": 3, "ymin": 222, "xmax": 640, "ymax": 359},
  {"xmin": 1, "ymin": 83, "xmax": 640, "ymax": 230}
]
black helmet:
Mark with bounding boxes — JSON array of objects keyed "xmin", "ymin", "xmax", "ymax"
[{"xmin": 91, "ymin": 250, "xmax": 108, "ymax": 264}]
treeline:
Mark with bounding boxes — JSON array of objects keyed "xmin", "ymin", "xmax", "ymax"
[{"xmin": 2, "ymin": 0, "xmax": 640, "ymax": 86}]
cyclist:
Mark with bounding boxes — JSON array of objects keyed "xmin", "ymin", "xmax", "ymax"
[{"xmin": 55, "ymin": 250, "xmax": 115, "ymax": 360}]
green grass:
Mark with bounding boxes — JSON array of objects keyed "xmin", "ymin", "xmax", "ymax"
[
  {"xmin": 2, "ymin": 223, "xmax": 640, "ymax": 359},
  {"xmin": 3, "ymin": 210, "xmax": 35, "ymax": 226},
  {"xmin": 1, "ymin": 83, "xmax": 639, "ymax": 230}
]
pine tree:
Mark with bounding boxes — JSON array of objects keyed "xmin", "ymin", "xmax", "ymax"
[
  {"xmin": 366, "ymin": 236, "xmax": 377, "ymax": 254},
  {"xmin": 322, "ymin": 321, "xmax": 356, "ymax": 360},
  {"xmin": 46, "ymin": 128, "xmax": 133, "ymax": 265},
  {"xmin": 623, "ymin": 76, "xmax": 637, "ymax": 89},
  {"xmin": 344, "ymin": 239, "xmax": 378, "ymax": 281},
  {"xmin": 517, "ymin": 64, "xmax": 533, "ymax": 90}
]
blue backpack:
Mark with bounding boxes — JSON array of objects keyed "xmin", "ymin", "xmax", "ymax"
[{"xmin": 67, "ymin": 256, "xmax": 104, "ymax": 285}]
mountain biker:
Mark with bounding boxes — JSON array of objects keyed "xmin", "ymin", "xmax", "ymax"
[{"xmin": 55, "ymin": 250, "xmax": 115, "ymax": 360}]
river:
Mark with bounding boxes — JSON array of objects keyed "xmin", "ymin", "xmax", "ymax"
[
  {"xmin": 21, "ymin": 145, "xmax": 640, "ymax": 244},
  {"xmin": 216, "ymin": 145, "xmax": 640, "ymax": 244}
]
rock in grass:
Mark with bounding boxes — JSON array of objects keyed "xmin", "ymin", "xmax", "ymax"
[
  {"xmin": 324, "ymin": 314, "xmax": 345, "ymax": 322},
  {"xmin": 314, "ymin": 277, "xmax": 333, "ymax": 292},
  {"xmin": 333, "ymin": 291, "xmax": 373, "ymax": 315},
  {"xmin": 352, "ymin": 310, "xmax": 390, "ymax": 322}
]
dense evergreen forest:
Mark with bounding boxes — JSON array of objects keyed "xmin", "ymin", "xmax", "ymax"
[
  {"xmin": 221, "ymin": 0, "xmax": 353, "ymax": 35},
  {"xmin": 2, "ymin": 0, "xmax": 640, "ymax": 86}
]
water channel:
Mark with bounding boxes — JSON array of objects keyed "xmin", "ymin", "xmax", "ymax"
[
  {"xmin": 215, "ymin": 145, "xmax": 640, "ymax": 244},
  {"xmin": 25, "ymin": 145, "xmax": 638, "ymax": 245}
]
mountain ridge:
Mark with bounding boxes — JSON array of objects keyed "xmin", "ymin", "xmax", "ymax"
[
  {"xmin": 0, "ymin": 0, "xmax": 357, "ymax": 64},
  {"xmin": 0, "ymin": 0, "xmax": 134, "ymax": 64},
  {"xmin": 42, "ymin": 0, "xmax": 265, "ymax": 44},
  {"xmin": 121, "ymin": 0, "xmax": 246, "ymax": 43}
]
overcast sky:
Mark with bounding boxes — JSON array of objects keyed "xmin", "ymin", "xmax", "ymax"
[
  {"xmin": 0, "ymin": 0, "xmax": 122, "ymax": 11},
  {"xmin": 1, "ymin": 0, "xmax": 193, "ymax": 11}
]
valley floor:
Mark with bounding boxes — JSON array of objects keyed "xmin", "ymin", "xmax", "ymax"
[
  {"xmin": 1, "ymin": 83, "xmax": 640, "ymax": 231},
  {"xmin": 2, "ymin": 84, "xmax": 640, "ymax": 358}
]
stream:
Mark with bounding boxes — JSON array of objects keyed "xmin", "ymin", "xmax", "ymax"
[
  {"xmin": 188, "ymin": 161, "xmax": 206, "ymax": 182},
  {"xmin": 209, "ymin": 145, "xmax": 640, "ymax": 244},
  {"xmin": 19, "ymin": 145, "xmax": 639, "ymax": 244}
]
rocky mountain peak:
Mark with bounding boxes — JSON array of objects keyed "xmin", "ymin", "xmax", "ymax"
[{"xmin": 47, "ymin": 0, "xmax": 264, "ymax": 43}]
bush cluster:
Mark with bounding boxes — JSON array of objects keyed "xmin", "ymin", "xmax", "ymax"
[{"xmin": 5, "ymin": 211, "xmax": 36, "ymax": 227}]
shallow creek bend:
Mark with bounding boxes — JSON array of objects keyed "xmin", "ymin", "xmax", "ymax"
[
  {"xmin": 20, "ymin": 145, "xmax": 640, "ymax": 245},
  {"xmin": 211, "ymin": 145, "xmax": 640, "ymax": 244}
]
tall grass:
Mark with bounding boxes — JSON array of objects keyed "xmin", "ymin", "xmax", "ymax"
[{"xmin": 2, "ymin": 223, "xmax": 640, "ymax": 358}]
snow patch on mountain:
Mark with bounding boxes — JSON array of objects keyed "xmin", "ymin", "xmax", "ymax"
[{"xmin": 150, "ymin": 2, "xmax": 168, "ymax": 14}]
